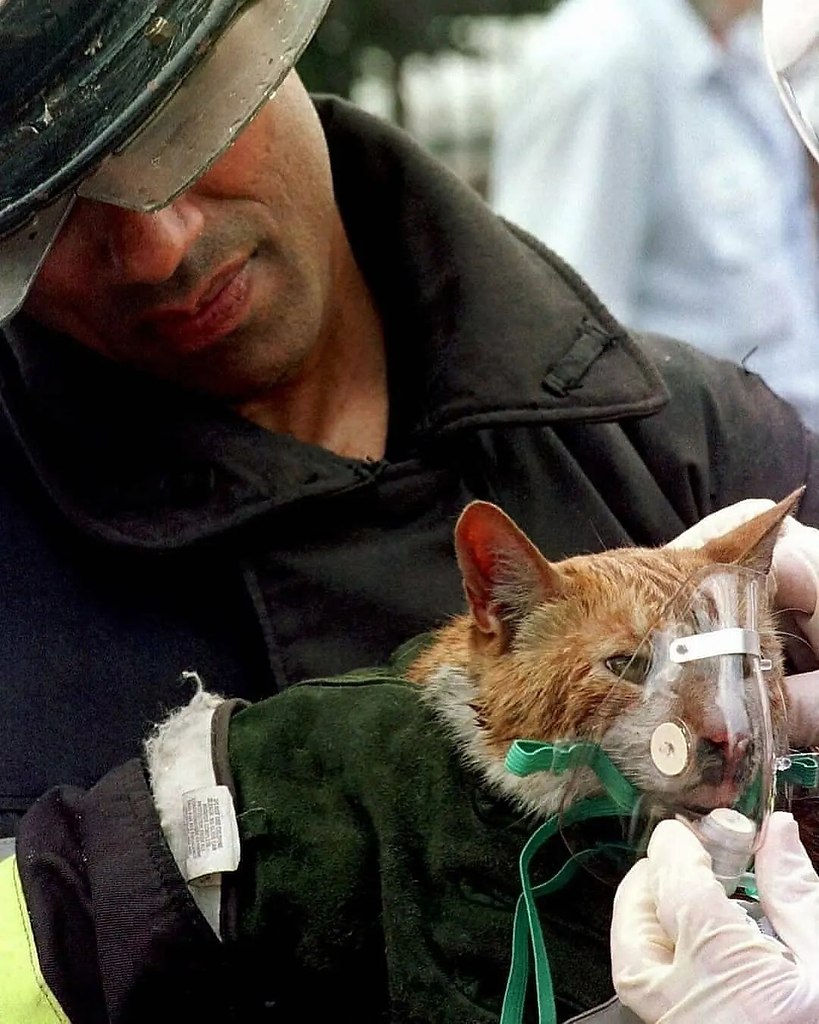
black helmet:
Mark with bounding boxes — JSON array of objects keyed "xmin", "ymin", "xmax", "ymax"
[{"xmin": 0, "ymin": 0, "xmax": 331, "ymax": 322}]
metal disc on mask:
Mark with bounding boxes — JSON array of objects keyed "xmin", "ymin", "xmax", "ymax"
[{"xmin": 650, "ymin": 721, "xmax": 691, "ymax": 777}]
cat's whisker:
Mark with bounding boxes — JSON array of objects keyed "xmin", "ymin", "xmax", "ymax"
[
  {"xmin": 775, "ymin": 628, "xmax": 813, "ymax": 653},
  {"xmin": 776, "ymin": 604, "xmax": 812, "ymax": 617}
]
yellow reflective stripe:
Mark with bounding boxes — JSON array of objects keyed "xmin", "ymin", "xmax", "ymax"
[{"xmin": 0, "ymin": 856, "xmax": 70, "ymax": 1023}]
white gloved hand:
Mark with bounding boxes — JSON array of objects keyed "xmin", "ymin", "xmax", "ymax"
[
  {"xmin": 668, "ymin": 499, "xmax": 819, "ymax": 744},
  {"xmin": 611, "ymin": 812, "xmax": 819, "ymax": 1024}
]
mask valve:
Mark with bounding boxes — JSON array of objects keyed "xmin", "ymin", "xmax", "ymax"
[{"xmin": 693, "ymin": 807, "xmax": 757, "ymax": 896}]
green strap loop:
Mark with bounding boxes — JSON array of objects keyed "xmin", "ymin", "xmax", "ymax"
[
  {"xmin": 500, "ymin": 797, "xmax": 627, "ymax": 1024},
  {"xmin": 500, "ymin": 741, "xmax": 640, "ymax": 1024}
]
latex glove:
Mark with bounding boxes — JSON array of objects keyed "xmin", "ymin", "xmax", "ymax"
[
  {"xmin": 669, "ymin": 499, "xmax": 819, "ymax": 744},
  {"xmin": 611, "ymin": 812, "xmax": 819, "ymax": 1023}
]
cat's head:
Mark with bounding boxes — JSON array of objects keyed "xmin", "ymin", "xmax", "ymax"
[{"xmin": 453, "ymin": 492, "xmax": 800, "ymax": 815}]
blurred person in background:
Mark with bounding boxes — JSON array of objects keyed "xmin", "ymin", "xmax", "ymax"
[{"xmin": 489, "ymin": 0, "xmax": 819, "ymax": 430}]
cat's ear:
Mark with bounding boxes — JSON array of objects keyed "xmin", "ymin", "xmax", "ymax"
[
  {"xmin": 701, "ymin": 487, "xmax": 804, "ymax": 574},
  {"xmin": 454, "ymin": 501, "xmax": 564, "ymax": 643}
]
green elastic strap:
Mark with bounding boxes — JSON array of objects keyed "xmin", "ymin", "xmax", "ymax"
[
  {"xmin": 500, "ymin": 741, "xmax": 639, "ymax": 1024},
  {"xmin": 505, "ymin": 741, "xmax": 640, "ymax": 812}
]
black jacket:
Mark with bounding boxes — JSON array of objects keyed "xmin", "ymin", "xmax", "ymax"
[{"xmin": 1, "ymin": 97, "xmax": 817, "ymax": 832}]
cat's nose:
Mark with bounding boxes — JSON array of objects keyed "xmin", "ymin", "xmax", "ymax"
[{"xmin": 697, "ymin": 732, "xmax": 752, "ymax": 784}]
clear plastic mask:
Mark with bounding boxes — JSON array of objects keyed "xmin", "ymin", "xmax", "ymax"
[
  {"xmin": 763, "ymin": 0, "xmax": 819, "ymax": 166},
  {"xmin": 557, "ymin": 564, "xmax": 786, "ymax": 886},
  {"xmin": 0, "ymin": 0, "xmax": 330, "ymax": 324}
]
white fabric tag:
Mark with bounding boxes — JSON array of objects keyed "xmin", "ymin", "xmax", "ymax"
[{"xmin": 183, "ymin": 784, "xmax": 240, "ymax": 884}]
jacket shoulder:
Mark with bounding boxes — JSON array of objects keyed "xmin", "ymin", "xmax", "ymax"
[{"xmin": 628, "ymin": 332, "xmax": 819, "ymax": 525}]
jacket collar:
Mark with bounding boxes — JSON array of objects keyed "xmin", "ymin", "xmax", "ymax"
[{"xmin": 0, "ymin": 98, "xmax": 667, "ymax": 547}]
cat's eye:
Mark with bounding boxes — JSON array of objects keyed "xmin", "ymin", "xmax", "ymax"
[{"xmin": 605, "ymin": 654, "xmax": 651, "ymax": 685}]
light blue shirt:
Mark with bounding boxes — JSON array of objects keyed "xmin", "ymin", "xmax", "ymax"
[{"xmin": 489, "ymin": 0, "xmax": 819, "ymax": 430}]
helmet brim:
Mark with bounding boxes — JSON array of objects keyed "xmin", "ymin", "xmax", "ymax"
[{"xmin": 0, "ymin": 0, "xmax": 246, "ymax": 239}]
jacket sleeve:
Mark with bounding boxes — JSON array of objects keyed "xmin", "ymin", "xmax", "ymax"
[{"xmin": 2, "ymin": 759, "xmax": 243, "ymax": 1024}]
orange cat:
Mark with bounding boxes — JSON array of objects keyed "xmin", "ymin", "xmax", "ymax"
[{"xmin": 407, "ymin": 493, "xmax": 799, "ymax": 825}]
